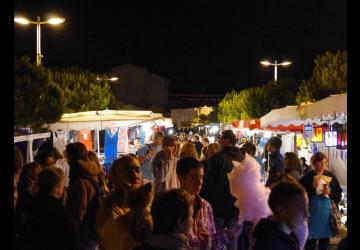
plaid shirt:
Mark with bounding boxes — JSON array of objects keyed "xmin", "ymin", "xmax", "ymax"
[{"xmin": 189, "ymin": 196, "xmax": 229, "ymax": 250}]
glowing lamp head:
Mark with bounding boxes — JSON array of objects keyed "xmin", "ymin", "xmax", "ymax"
[
  {"xmin": 14, "ymin": 17, "xmax": 30, "ymax": 25},
  {"xmin": 47, "ymin": 17, "xmax": 65, "ymax": 25},
  {"xmin": 279, "ymin": 61, "xmax": 291, "ymax": 66},
  {"xmin": 260, "ymin": 61, "xmax": 271, "ymax": 66}
]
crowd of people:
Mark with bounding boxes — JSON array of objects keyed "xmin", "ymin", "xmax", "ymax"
[{"xmin": 14, "ymin": 129, "xmax": 346, "ymax": 250}]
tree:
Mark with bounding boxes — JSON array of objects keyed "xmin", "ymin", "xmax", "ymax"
[
  {"xmin": 296, "ymin": 50, "xmax": 347, "ymax": 103},
  {"xmin": 51, "ymin": 67, "xmax": 114, "ymax": 113},
  {"xmin": 198, "ymin": 114, "xmax": 208, "ymax": 124},
  {"xmin": 14, "ymin": 56, "xmax": 64, "ymax": 131},
  {"xmin": 208, "ymin": 107, "xmax": 219, "ymax": 123},
  {"xmin": 217, "ymin": 77, "xmax": 301, "ymax": 122}
]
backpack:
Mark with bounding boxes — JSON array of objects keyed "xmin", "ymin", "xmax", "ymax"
[{"xmin": 77, "ymin": 173, "xmax": 100, "ymax": 241}]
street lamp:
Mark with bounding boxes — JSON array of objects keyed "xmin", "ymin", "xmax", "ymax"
[
  {"xmin": 14, "ymin": 16, "xmax": 65, "ymax": 66},
  {"xmin": 96, "ymin": 77, "xmax": 119, "ymax": 82},
  {"xmin": 260, "ymin": 60, "xmax": 292, "ymax": 83}
]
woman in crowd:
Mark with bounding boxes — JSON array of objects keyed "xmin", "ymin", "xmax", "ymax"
[
  {"xmin": 96, "ymin": 155, "xmax": 153, "ymax": 250},
  {"xmin": 300, "ymin": 152, "xmax": 342, "ymax": 250},
  {"xmin": 16, "ymin": 162, "xmax": 42, "ymax": 214},
  {"xmin": 284, "ymin": 152, "xmax": 303, "ymax": 181},
  {"xmin": 179, "ymin": 142, "xmax": 198, "ymax": 159},
  {"xmin": 88, "ymin": 151, "xmax": 110, "ymax": 197},
  {"xmin": 135, "ymin": 189, "xmax": 195, "ymax": 250}
]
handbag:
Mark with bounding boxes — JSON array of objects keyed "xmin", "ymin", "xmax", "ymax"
[{"xmin": 330, "ymin": 200, "xmax": 341, "ymax": 235}]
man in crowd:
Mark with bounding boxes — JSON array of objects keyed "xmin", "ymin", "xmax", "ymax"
[
  {"xmin": 267, "ymin": 136, "xmax": 285, "ymax": 178},
  {"xmin": 137, "ymin": 131, "xmax": 164, "ymax": 183},
  {"xmin": 177, "ymin": 156, "xmax": 242, "ymax": 249},
  {"xmin": 200, "ymin": 130, "xmax": 245, "ymax": 250},
  {"xmin": 151, "ymin": 136, "xmax": 180, "ymax": 193}
]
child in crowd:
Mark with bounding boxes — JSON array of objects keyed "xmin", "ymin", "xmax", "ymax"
[{"xmin": 251, "ymin": 182, "xmax": 309, "ymax": 250}]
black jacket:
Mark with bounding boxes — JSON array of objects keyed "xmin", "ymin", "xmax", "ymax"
[
  {"xmin": 29, "ymin": 195, "xmax": 82, "ymax": 250},
  {"xmin": 252, "ymin": 218, "xmax": 299, "ymax": 250},
  {"xmin": 268, "ymin": 151, "xmax": 284, "ymax": 177},
  {"xmin": 300, "ymin": 169, "xmax": 342, "ymax": 205},
  {"xmin": 200, "ymin": 146, "xmax": 245, "ymax": 218}
]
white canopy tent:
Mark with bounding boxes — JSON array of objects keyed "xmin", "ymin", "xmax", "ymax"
[
  {"xmin": 47, "ymin": 110, "xmax": 166, "ymax": 130},
  {"xmin": 260, "ymin": 105, "xmax": 303, "ymax": 128},
  {"xmin": 46, "ymin": 109, "xmax": 173, "ymax": 155},
  {"xmin": 299, "ymin": 93, "xmax": 347, "ymax": 125}
]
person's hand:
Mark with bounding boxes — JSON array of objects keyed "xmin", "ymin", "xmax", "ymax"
[
  {"xmin": 228, "ymin": 224, "xmax": 243, "ymax": 240},
  {"xmin": 148, "ymin": 147, "xmax": 157, "ymax": 157},
  {"xmin": 312, "ymin": 177, "xmax": 320, "ymax": 188},
  {"xmin": 198, "ymin": 227, "xmax": 211, "ymax": 250}
]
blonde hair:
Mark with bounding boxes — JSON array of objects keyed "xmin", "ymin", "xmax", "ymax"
[{"xmin": 179, "ymin": 142, "xmax": 198, "ymax": 159}]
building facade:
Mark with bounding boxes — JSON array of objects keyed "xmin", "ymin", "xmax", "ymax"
[{"xmin": 111, "ymin": 64, "xmax": 169, "ymax": 109}]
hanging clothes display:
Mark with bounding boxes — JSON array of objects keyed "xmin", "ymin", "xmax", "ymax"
[
  {"xmin": 53, "ymin": 130, "xmax": 67, "ymax": 154},
  {"xmin": 79, "ymin": 129, "xmax": 93, "ymax": 151},
  {"xmin": 117, "ymin": 127, "xmax": 129, "ymax": 153},
  {"xmin": 104, "ymin": 128, "xmax": 119, "ymax": 172},
  {"xmin": 91, "ymin": 130, "xmax": 98, "ymax": 152},
  {"xmin": 139, "ymin": 126, "xmax": 146, "ymax": 147},
  {"xmin": 69, "ymin": 130, "xmax": 80, "ymax": 143}
]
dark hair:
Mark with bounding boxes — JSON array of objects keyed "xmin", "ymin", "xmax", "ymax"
[
  {"xmin": 299, "ymin": 157, "xmax": 306, "ymax": 164},
  {"xmin": 203, "ymin": 138, "xmax": 209, "ymax": 143},
  {"xmin": 34, "ymin": 151, "xmax": 54, "ymax": 168},
  {"xmin": 14, "ymin": 147, "xmax": 24, "ymax": 175},
  {"xmin": 265, "ymin": 173, "xmax": 297, "ymax": 188},
  {"xmin": 154, "ymin": 131, "xmax": 164, "ymax": 140},
  {"xmin": 268, "ymin": 182, "xmax": 306, "ymax": 214},
  {"xmin": 37, "ymin": 167, "xmax": 64, "ymax": 196},
  {"xmin": 268, "ymin": 136, "xmax": 282, "ymax": 150},
  {"xmin": 311, "ymin": 152, "xmax": 327, "ymax": 165},
  {"xmin": 65, "ymin": 142, "xmax": 88, "ymax": 162},
  {"xmin": 194, "ymin": 135, "xmax": 200, "ymax": 141},
  {"xmin": 284, "ymin": 152, "xmax": 303, "ymax": 174},
  {"xmin": 151, "ymin": 189, "xmax": 193, "ymax": 233},
  {"xmin": 221, "ymin": 130, "xmax": 236, "ymax": 145},
  {"xmin": 163, "ymin": 136, "xmax": 177, "ymax": 147},
  {"xmin": 19, "ymin": 162, "xmax": 41, "ymax": 186},
  {"xmin": 49, "ymin": 147, "xmax": 63, "ymax": 160},
  {"xmin": 176, "ymin": 156, "xmax": 203, "ymax": 177},
  {"xmin": 241, "ymin": 142, "xmax": 257, "ymax": 156}
]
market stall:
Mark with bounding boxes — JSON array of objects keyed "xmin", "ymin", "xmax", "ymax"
[
  {"xmin": 46, "ymin": 109, "xmax": 173, "ymax": 170},
  {"xmin": 299, "ymin": 93, "xmax": 347, "ymax": 186}
]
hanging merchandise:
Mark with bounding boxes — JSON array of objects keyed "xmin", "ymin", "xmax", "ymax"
[
  {"xmin": 139, "ymin": 126, "xmax": 146, "ymax": 146},
  {"xmin": 311, "ymin": 142, "xmax": 318, "ymax": 155},
  {"xmin": 69, "ymin": 130, "xmax": 80, "ymax": 143},
  {"xmin": 53, "ymin": 130, "xmax": 67, "ymax": 154},
  {"xmin": 104, "ymin": 127, "xmax": 119, "ymax": 173},
  {"xmin": 79, "ymin": 129, "xmax": 93, "ymax": 151},
  {"xmin": 296, "ymin": 134, "xmax": 303, "ymax": 148},
  {"xmin": 118, "ymin": 127, "xmax": 129, "ymax": 153},
  {"xmin": 311, "ymin": 127, "xmax": 323, "ymax": 142}
]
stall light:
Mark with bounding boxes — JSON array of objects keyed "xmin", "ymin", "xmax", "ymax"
[
  {"xmin": 264, "ymin": 131, "xmax": 272, "ymax": 139},
  {"xmin": 209, "ymin": 125, "xmax": 219, "ymax": 135},
  {"xmin": 168, "ymin": 128, "xmax": 174, "ymax": 135}
]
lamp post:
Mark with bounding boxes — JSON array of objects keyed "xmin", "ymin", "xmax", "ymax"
[
  {"xmin": 14, "ymin": 16, "xmax": 65, "ymax": 66},
  {"xmin": 260, "ymin": 60, "xmax": 291, "ymax": 83}
]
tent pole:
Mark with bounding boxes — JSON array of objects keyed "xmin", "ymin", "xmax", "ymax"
[{"xmin": 97, "ymin": 128, "xmax": 100, "ymax": 156}]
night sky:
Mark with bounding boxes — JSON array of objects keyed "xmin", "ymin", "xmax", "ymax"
[{"xmin": 14, "ymin": 1, "xmax": 347, "ymax": 93}]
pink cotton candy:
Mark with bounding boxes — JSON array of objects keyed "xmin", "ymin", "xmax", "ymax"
[{"xmin": 228, "ymin": 153, "xmax": 272, "ymax": 225}]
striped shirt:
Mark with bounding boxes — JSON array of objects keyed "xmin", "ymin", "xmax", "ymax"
[{"xmin": 189, "ymin": 196, "xmax": 230, "ymax": 250}]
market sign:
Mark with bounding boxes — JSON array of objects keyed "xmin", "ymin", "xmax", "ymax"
[{"xmin": 303, "ymin": 124, "xmax": 313, "ymax": 139}]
